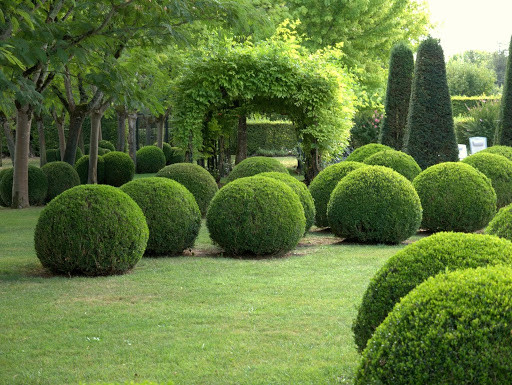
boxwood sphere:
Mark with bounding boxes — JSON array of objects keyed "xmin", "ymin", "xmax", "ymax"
[
  {"xmin": 413, "ymin": 162, "xmax": 496, "ymax": 232},
  {"xmin": 156, "ymin": 163, "xmax": 218, "ymax": 216},
  {"xmin": 34, "ymin": 185, "xmax": 148, "ymax": 276},
  {"xmin": 308, "ymin": 161, "xmax": 366, "ymax": 227},
  {"xmin": 355, "ymin": 266, "xmax": 512, "ymax": 385},
  {"xmin": 327, "ymin": 166, "xmax": 422, "ymax": 244},
  {"xmin": 344, "ymin": 143, "xmax": 393, "ymax": 162},
  {"xmin": 74, "ymin": 155, "xmax": 105, "ymax": 184},
  {"xmin": 41, "ymin": 161, "xmax": 80, "ymax": 202},
  {"xmin": 353, "ymin": 232, "xmax": 512, "ymax": 352},
  {"xmin": 226, "ymin": 156, "xmax": 288, "ymax": 183},
  {"xmin": 462, "ymin": 152, "xmax": 512, "ymax": 208},
  {"xmin": 120, "ymin": 178, "xmax": 201, "ymax": 255},
  {"xmin": 481, "ymin": 145, "xmax": 512, "ymax": 161},
  {"xmin": 98, "ymin": 139, "xmax": 115, "ymax": 151},
  {"xmin": 486, "ymin": 202, "xmax": 512, "ymax": 241},
  {"xmin": 136, "ymin": 145, "xmax": 166, "ymax": 174},
  {"xmin": 206, "ymin": 176, "xmax": 305, "ymax": 255},
  {"xmin": 102, "ymin": 151, "xmax": 135, "ymax": 187},
  {"xmin": 258, "ymin": 172, "xmax": 315, "ymax": 234},
  {"xmin": 0, "ymin": 165, "xmax": 48, "ymax": 206},
  {"xmin": 0, "ymin": 168, "xmax": 10, "ymax": 206},
  {"xmin": 363, "ymin": 149, "xmax": 421, "ymax": 181}
]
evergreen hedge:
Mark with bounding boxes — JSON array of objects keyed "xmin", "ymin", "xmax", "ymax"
[
  {"xmin": 494, "ymin": 36, "xmax": 512, "ymax": 145},
  {"xmin": 41, "ymin": 161, "xmax": 81, "ymax": 202}
]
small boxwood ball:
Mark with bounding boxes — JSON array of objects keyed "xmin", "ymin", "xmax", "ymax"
[
  {"xmin": 0, "ymin": 165, "xmax": 48, "ymax": 206},
  {"xmin": 136, "ymin": 145, "xmax": 166, "ymax": 174},
  {"xmin": 168, "ymin": 146, "xmax": 186, "ymax": 164},
  {"xmin": 226, "ymin": 156, "xmax": 288, "ymax": 183},
  {"xmin": 206, "ymin": 176, "xmax": 305, "ymax": 255},
  {"xmin": 363, "ymin": 149, "xmax": 421, "ymax": 181},
  {"xmin": 0, "ymin": 168, "xmax": 11, "ymax": 206},
  {"xmin": 344, "ymin": 143, "xmax": 393, "ymax": 162},
  {"xmin": 308, "ymin": 161, "xmax": 366, "ymax": 227},
  {"xmin": 41, "ymin": 161, "xmax": 80, "ymax": 202},
  {"xmin": 413, "ymin": 162, "xmax": 496, "ymax": 232},
  {"xmin": 258, "ymin": 171, "xmax": 315, "ymax": 234},
  {"xmin": 161, "ymin": 143, "xmax": 173, "ymax": 164},
  {"xmin": 103, "ymin": 151, "xmax": 135, "ymax": 187},
  {"xmin": 74, "ymin": 155, "xmax": 105, "ymax": 184},
  {"xmin": 327, "ymin": 165, "xmax": 422, "ymax": 244},
  {"xmin": 120, "ymin": 178, "xmax": 201, "ymax": 255},
  {"xmin": 355, "ymin": 266, "xmax": 512, "ymax": 385},
  {"xmin": 34, "ymin": 185, "xmax": 148, "ymax": 276},
  {"xmin": 156, "ymin": 163, "xmax": 218, "ymax": 216},
  {"xmin": 486, "ymin": 202, "xmax": 512, "ymax": 241},
  {"xmin": 98, "ymin": 139, "xmax": 115, "ymax": 152},
  {"xmin": 353, "ymin": 232, "xmax": 512, "ymax": 352},
  {"xmin": 481, "ymin": 145, "xmax": 512, "ymax": 161}
]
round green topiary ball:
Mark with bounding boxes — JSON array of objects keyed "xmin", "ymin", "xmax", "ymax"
[
  {"xmin": 353, "ymin": 232, "xmax": 512, "ymax": 352},
  {"xmin": 206, "ymin": 176, "xmax": 305, "ymax": 255},
  {"xmin": 226, "ymin": 156, "xmax": 288, "ymax": 183},
  {"xmin": 156, "ymin": 163, "xmax": 218, "ymax": 216},
  {"xmin": 136, "ymin": 145, "xmax": 166, "ymax": 174},
  {"xmin": 363, "ymin": 149, "xmax": 421, "ymax": 181},
  {"xmin": 355, "ymin": 266, "xmax": 512, "ymax": 384},
  {"xmin": 0, "ymin": 168, "xmax": 11, "ymax": 207},
  {"xmin": 344, "ymin": 143, "xmax": 393, "ymax": 162},
  {"xmin": 41, "ymin": 161, "xmax": 81, "ymax": 202},
  {"xmin": 480, "ymin": 145, "xmax": 512, "ymax": 161},
  {"xmin": 103, "ymin": 151, "xmax": 135, "ymax": 187},
  {"xmin": 0, "ymin": 165, "xmax": 48, "ymax": 206},
  {"xmin": 120, "ymin": 177, "xmax": 201, "ymax": 256},
  {"xmin": 327, "ymin": 165, "xmax": 422, "ymax": 244},
  {"xmin": 485, "ymin": 202, "xmax": 512, "ymax": 241},
  {"xmin": 258, "ymin": 172, "xmax": 315, "ymax": 234},
  {"xmin": 168, "ymin": 146, "xmax": 185, "ymax": 164},
  {"xmin": 98, "ymin": 139, "xmax": 115, "ymax": 152},
  {"xmin": 74, "ymin": 155, "xmax": 105, "ymax": 184},
  {"xmin": 413, "ymin": 162, "xmax": 496, "ymax": 232},
  {"xmin": 308, "ymin": 161, "xmax": 366, "ymax": 227},
  {"xmin": 161, "ymin": 143, "xmax": 173, "ymax": 164}
]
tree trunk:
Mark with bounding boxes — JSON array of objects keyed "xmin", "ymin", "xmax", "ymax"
[
  {"xmin": 304, "ymin": 146, "xmax": 321, "ymax": 186},
  {"xmin": 56, "ymin": 116, "xmax": 66, "ymax": 158},
  {"xmin": 116, "ymin": 108, "xmax": 127, "ymax": 152},
  {"xmin": 164, "ymin": 116, "xmax": 169, "ymax": 143},
  {"xmin": 36, "ymin": 114, "xmax": 47, "ymax": 167},
  {"xmin": 88, "ymin": 109, "xmax": 102, "ymax": 184},
  {"xmin": 128, "ymin": 112, "xmax": 137, "ymax": 168},
  {"xmin": 235, "ymin": 115, "xmax": 247, "ymax": 165},
  {"xmin": 1, "ymin": 115, "xmax": 16, "ymax": 165},
  {"xmin": 218, "ymin": 136, "xmax": 226, "ymax": 180},
  {"xmin": 12, "ymin": 104, "xmax": 33, "ymax": 208},
  {"xmin": 156, "ymin": 114, "xmax": 165, "ymax": 149},
  {"xmin": 0, "ymin": 126, "xmax": 2, "ymax": 167},
  {"xmin": 63, "ymin": 105, "xmax": 88, "ymax": 165}
]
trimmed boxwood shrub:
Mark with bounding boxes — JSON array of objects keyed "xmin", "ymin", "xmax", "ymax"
[
  {"xmin": 161, "ymin": 143, "xmax": 173, "ymax": 164},
  {"xmin": 486, "ymin": 202, "xmax": 512, "ymax": 240},
  {"xmin": 46, "ymin": 147, "xmax": 83, "ymax": 163},
  {"xmin": 344, "ymin": 143, "xmax": 393, "ymax": 162},
  {"xmin": 258, "ymin": 171, "xmax": 315, "ymax": 234},
  {"xmin": 363, "ymin": 149, "xmax": 421, "ymax": 181},
  {"xmin": 136, "ymin": 145, "xmax": 166, "ymax": 174},
  {"xmin": 120, "ymin": 178, "xmax": 201, "ymax": 255},
  {"xmin": 34, "ymin": 185, "xmax": 148, "ymax": 276},
  {"xmin": 353, "ymin": 232, "xmax": 512, "ymax": 352},
  {"xmin": 462, "ymin": 152, "xmax": 512, "ymax": 207},
  {"xmin": 103, "ymin": 151, "xmax": 135, "ymax": 187},
  {"xmin": 85, "ymin": 144, "xmax": 111, "ymax": 156},
  {"xmin": 206, "ymin": 176, "xmax": 305, "ymax": 255},
  {"xmin": 168, "ymin": 146, "xmax": 186, "ymax": 164},
  {"xmin": 156, "ymin": 163, "xmax": 218, "ymax": 216},
  {"xmin": 327, "ymin": 165, "xmax": 422, "ymax": 244},
  {"xmin": 308, "ymin": 161, "xmax": 366, "ymax": 227},
  {"xmin": 355, "ymin": 266, "xmax": 512, "ymax": 384},
  {"xmin": 41, "ymin": 161, "xmax": 80, "ymax": 202},
  {"xmin": 226, "ymin": 156, "xmax": 288, "ymax": 183},
  {"xmin": 480, "ymin": 144, "xmax": 512, "ymax": 161},
  {"xmin": 0, "ymin": 165, "xmax": 48, "ymax": 206},
  {"xmin": 74, "ymin": 155, "xmax": 105, "ymax": 184},
  {"xmin": 98, "ymin": 139, "xmax": 115, "ymax": 151},
  {"xmin": 413, "ymin": 162, "xmax": 496, "ymax": 232},
  {"xmin": 0, "ymin": 168, "xmax": 10, "ymax": 206}
]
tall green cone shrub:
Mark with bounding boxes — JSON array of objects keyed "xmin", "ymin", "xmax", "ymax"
[
  {"xmin": 495, "ymin": 36, "xmax": 512, "ymax": 145},
  {"xmin": 403, "ymin": 38, "xmax": 458, "ymax": 169},
  {"xmin": 380, "ymin": 43, "xmax": 414, "ymax": 149}
]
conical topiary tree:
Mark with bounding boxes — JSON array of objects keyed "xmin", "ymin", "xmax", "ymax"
[
  {"xmin": 494, "ymin": 36, "xmax": 512, "ymax": 145},
  {"xmin": 380, "ymin": 43, "xmax": 414, "ymax": 149},
  {"xmin": 403, "ymin": 37, "xmax": 458, "ymax": 169}
]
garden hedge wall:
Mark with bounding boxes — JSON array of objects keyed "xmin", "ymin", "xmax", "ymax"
[{"xmin": 451, "ymin": 95, "xmax": 501, "ymax": 116}]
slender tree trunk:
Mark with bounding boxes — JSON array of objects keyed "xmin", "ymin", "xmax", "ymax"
[
  {"xmin": 235, "ymin": 115, "xmax": 247, "ymax": 164},
  {"xmin": 186, "ymin": 132, "xmax": 194, "ymax": 162},
  {"xmin": 144, "ymin": 116, "xmax": 152, "ymax": 146},
  {"xmin": 1, "ymin": 114, "xmax": 16, "ymax": 165},
  {"xmin": 304, "ymin": 147, "xmax": 321, "ymax": 186},
  {"xmin": 63, "ymin": 106, "xmax": 87, "ymax": 165},
  {"xmin": 88, "ymin": 110, "xmax": 102, "ymax": 184},
  {"xmin": 164, "ymin": 116, "xmax": 169, "ymax": 143},
  {"xmin": 0, "ymin": 127, "xmax": 2, "ymax": 167},
  {"xmin": 156, "ymin": 114, "xmax": 165, "ymax": 149},
  {"xmin": 12, "ymin": 104, "xmax": 33, "ymax": 208},
  {"xmin": 36, "ymin": 114, "xmax": 47, "ymax": 167},
  {"xmin": 218, "ymin": 136, "xmax": 226, "ymax": 180},
  {"xmin": 116, "ymin": 108, "xmax": 127, "ymax": 152},
  {"xmin": 55, "ymin": 116, "xmax": 66, "ymax": 158},
  {"xmin": 78, "ymin": 128, "xmax": 85, "ymax": 153},
  {"xmin": 128, "ymin": 112, "xmax": 137, "ymax": 168}
]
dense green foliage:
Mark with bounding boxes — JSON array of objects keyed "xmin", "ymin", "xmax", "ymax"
[
  {"xmin": 327, "ymin": 166, "xmax": 422, "ymax": 244},
  {"xmin": 446, "ymin": 60, "xmax": 498, "ymax": 96},
  {"xmin": 481, "ymin": 145, "xmax": 512, "ymax": 161},
  {"xmin": 349, "ymin": 110, "xmax": 382, "ymax": 149},
  {"xmin": 486, "ymin": 203, "xmax": 512, "ymax": 241},
  {"xmin": 41, "ymin": 161, "xmax": 81, "ymax": 202},
  {"xmin": 355, "ymin": 266, "xmax": 512, "ymax": 384},
  {"xmin": 98, "ymin": 140, "xmax": 115, "ymax": 152},
  {"xmin": 74, "ymin": 155, "xmax": 105, "ymax": 185},
  {"xmin": 167, "ymin": 147, "xmax": 186, "ymax": 165},
  {"xmin": 206, "ymin": 176, "xmax": 305, "ymax": 255},
  {"xmin": 0, "ymin": 168, "xmax": 10, "ymax": 206},
  {"xmin": 403, "ymin": 38, "xmax": 459, "ymax": 169},
  {"xmin": 46, "ymin": 147, "xmax": 83, "ymax": 163},
  {"xmin": 102, "ymin": 151, "xmax": 135, "ymax": 187},
  {"xmin": 136, "ymin": 146, "xmax": 166, "ymax": 174},
  {"xmin": 363, "ymin": 150, "xmax": 421, "ymax": 181},
  {"xmin": 495, "ymin": 36, "xmax": 512, "ymax": 146},
  {"xmin": 454, "ymin": 99, "xmax": 500, "ymax": 146},
  {"xmin": 156, "ymin": 163, "xmax": 218, "ymax": 216},
  {"xmin": 413, "ymin": 162, "xmax": 496, "ymax": 232},
  {"xmin": 451, "ymin": 95, "xmax": 501, "ymax": 116},
  {"xmin": 226, "ymin": 156, "xmax": 288, "ymax": 182},
  {"xmin": 344, "ymin": 143, "xmax": 393, "ymax": 162},
  {"xmin": 0, "ymin": 165, "xmax": 47, "ymax": 206},
  {"xmin": 120, "ymin": 178, "xmax": 201, "ymax": 256},
  {"xmin": 380, "ymin": 43, "xmax": 414, "ymax": 149},
  {"xmin": 353, "ymin": 232, "xmax": 512, "ymax": 352},
  {"xmin": 244, "ymin": 120, "xmax": 298, "ymax": 155},
  {"xmin": 34, "ymin": 185, "xmax": 148, "ymax": 276},
  {"xmin": 160, "ymin": 143, "xmax": 173, "ymax": 165}
]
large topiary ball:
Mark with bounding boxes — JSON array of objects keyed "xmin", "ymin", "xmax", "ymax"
[
  {"xmin": 327, "ymin": 166, "xmax": 422, "ymax": 244},
  {"xmin": 136, "ymin": 145, "xmax": 166, "ymax": 174},
  {"xmin": 206, "ymin": 176, "xmax": 305, "ymax": 255},
  {"xmin": 344, "ymin": 143, "xmax": 393, "ymax": 162},
  {"xmin": 355, "ymin": 266, "xmax": 512, "ymax": 384},
  {"xmin": 98, "ymin": 139, "xmax": 115, "ymax": 152},
  {"xmin": 308, "ymin": 161, "xmax": 366, "ymax": 227},
  {"xmin": 0, "ymin": 168, "xmax": 10, "ymax": 207},
  {"xmin": 486, "ymin": 202, "xmax": 512, "ymax": 241},
  {"xmin": 0, "ymin": 165, "xmax": 48, "ymax": 206},
  {"xmin": 258, "ymin": 172, "xmax": 315, "ymax": 234},
  {"xmin": 363, "ymin": 149, "xmax": 421, "ymax": 181},
  {"xmin": 413, "ymin": 162, "xmax": 496, "ymax": 232},
  {"xmin": 120, "ymin": 178, "xmax": 201, "ymax": 256},
  {"xmin": 156, "ymin": 163, "xmax": 218, "ymax": 216},
  {"xmin": 226, "ymin": 156, "xmax": 288, "ymax": 183},
  {"xmin": 74, "ymin": 155, "xmax": 105, "ymax": 184},
  {"xmin": 34, "ymin": 185, "xmax": 148, "ymax": 276},
  {"xmin": 353, "ymin": 232, "xmax": 512, "ymax": 352},
  {"xmin": 103, "ymin": 151, "xmax": 135, "ymax": 187},
  {"xmin": 41, "ymin": 161, "xmax": 81, "ymax": 202},
  {"xmin": 481, "ymin": 145, "xmax": 512, "ymax": 161},
  {"xmin": 462, "ymin": 152, "xmax": 512, "ymax": 208}
]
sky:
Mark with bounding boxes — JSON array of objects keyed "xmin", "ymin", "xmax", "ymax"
[{"xmin": 426, "ymin": 0, "xmax": 512, "ymax": 57}]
